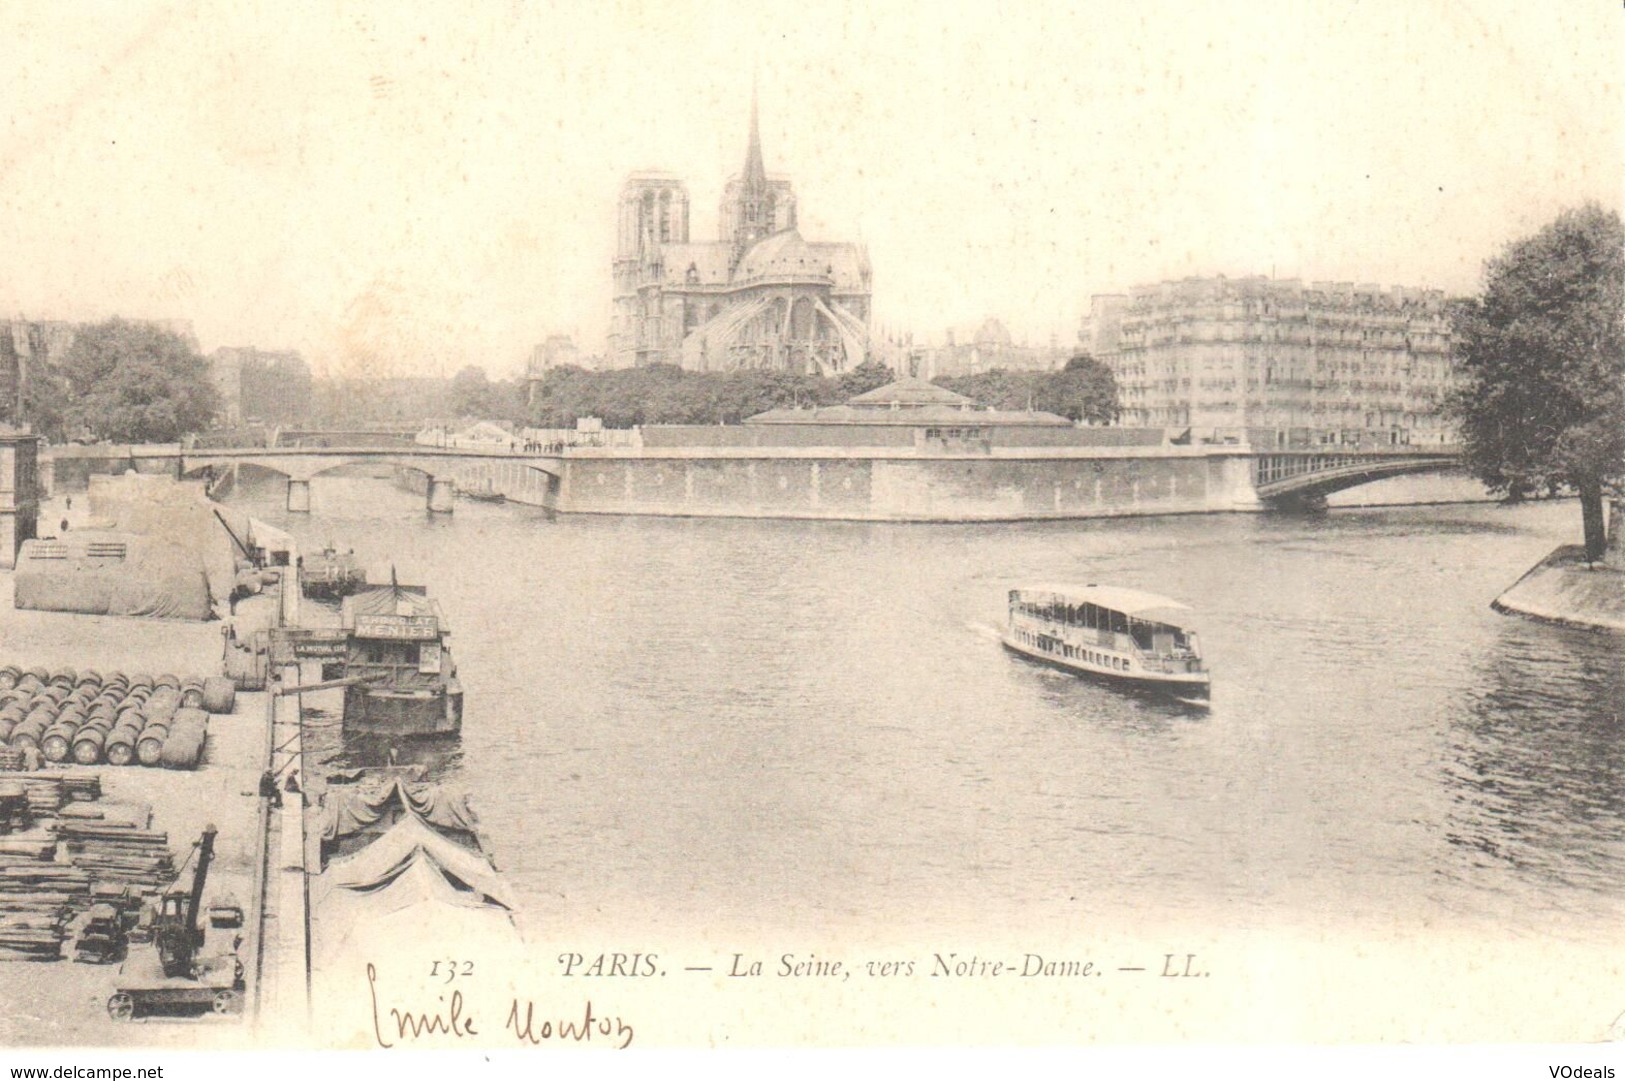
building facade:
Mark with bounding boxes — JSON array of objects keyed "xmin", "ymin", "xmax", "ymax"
[
  {"xmin": 1085, "ymin": 277, "xmax": 1457, "ymax": 445},
  {"xmin": 525, "ymin": 333, "xmax": 596, "ymax": 407},
  {"xmin": 1, "ymin": 321, "xmax": 82, "ymax": 424},
  {"xmin": 0, "ymin": 427, "xmax": 39, "ymax": 570},
  {"xmin": 211, "ymin": 347, "xmax": 313, "ymax": 426},
  {"xmin": 921, "ymin": 318, "xmax": 1069, "ymax": 378},
  {"xmin": 609, "ymin": 91, "xmax": 871, "ymax": 374}
]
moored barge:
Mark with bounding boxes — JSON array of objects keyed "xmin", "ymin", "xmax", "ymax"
[{"xmin": 338, "ymin": 583, "xmax": 462, "ymax": 737}]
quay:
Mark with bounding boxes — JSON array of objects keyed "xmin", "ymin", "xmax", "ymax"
[
  {"xmin": 1492, "ymin": 503, "xmax": 1625, "ymax": 632},
  {"xmin": 41, "ymin": 377, "xmax": 1460, "ymax": 523},
  {"xmin": 0, "ymin": 456, "xmax": 516, "ymax": 1048},
  {"xmin": 0, "ymin": 487, "xmax": 313, "ymax": 1047}
]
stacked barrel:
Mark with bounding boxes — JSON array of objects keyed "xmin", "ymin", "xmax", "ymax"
[{"xmin": 0, "ymin": 667, "xmax": 235, "ymax": 771}]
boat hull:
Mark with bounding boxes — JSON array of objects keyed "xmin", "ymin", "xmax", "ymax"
[
  {"xmin": 342, "ymin": 682, "xmax": 463, "ymax": 738},
  {"xmin": 1001, "ymin": 634, "xmax": 1210, "ymax": 704}
]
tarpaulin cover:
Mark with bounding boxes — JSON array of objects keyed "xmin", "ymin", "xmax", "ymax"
[
  {"xmin": 313, "ymin": 857, "xmax": 520, "ymax": 962},
  {"xmin": 87, "ymin": 473, "xmax": 242, "ymax": 609},
  {"xmin": 319, "ymin": 778, "xmax": 482, "ymax": 842},
  {"xmin": 342, "ymin": 583, "xmax": 443, "ymax": 623},
  {"xmin": 13, "ymin": 532, "xmax": 213, "ymax": 620},
  {"xmin": 319, "ymin": 813, "xmax": 514, "ymax": 910}
]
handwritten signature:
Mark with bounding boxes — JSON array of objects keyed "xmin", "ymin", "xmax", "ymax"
[{"xmin": 366, "ymin": 962, "xmax": 635, "ymax": 1049}]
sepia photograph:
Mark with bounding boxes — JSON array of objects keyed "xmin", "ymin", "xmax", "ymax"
[{"xmin": 0, "ymin": 0, "xmax": 1620, "ymax": 1069}]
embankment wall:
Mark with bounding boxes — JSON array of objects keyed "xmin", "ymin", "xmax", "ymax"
[{"xmin": 531, "ymin": 448, "xmax": 1258, "ymax": 522}]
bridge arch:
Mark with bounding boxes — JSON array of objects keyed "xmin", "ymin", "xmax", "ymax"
[
  {"xmin": 1254, "ymin": 454, "xmax": 1461, "ymax": 507},
  {"xmin": 178, "ymin": 448, "xmax": 561, "ymax": 512}
]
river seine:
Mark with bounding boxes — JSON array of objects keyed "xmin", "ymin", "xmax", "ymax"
[{"xmin": 225, "ymin": 473, "xmax": 1624, "ymax": 944}]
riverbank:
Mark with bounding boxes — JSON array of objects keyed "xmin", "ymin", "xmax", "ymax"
[
  {"xmin": 0, "ymin": 573, "xmax": 270, "ymax": 1048},
  {"xmin": 1492, "ymin": 544, "xmax": 1625, "ymax": 632}
]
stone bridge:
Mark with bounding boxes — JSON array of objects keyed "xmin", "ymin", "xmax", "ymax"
[{"xmin": 151, "ymin": 445, "xmax": 561, "ymax": 512}]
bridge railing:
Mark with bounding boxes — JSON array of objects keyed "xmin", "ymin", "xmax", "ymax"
[{"xmin": 1252, "ymin": 449, "xmax": 1456, "ymax": 486}]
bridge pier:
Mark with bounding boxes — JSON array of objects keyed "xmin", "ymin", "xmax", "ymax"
[
  {"xmin": 1209, "ymin": 453, "xmax": 1264, "ymax": 512},
  {"xmin": 1270, "ymin": 491, "xmax": 1328, "ymax": 513},
  {"xmin": 286, "ymin": 478, "xmax": 311, "ymax": 513},
  {"xmin": 426, "ymin": 477, "xmax": 455, "ymax": 514}
]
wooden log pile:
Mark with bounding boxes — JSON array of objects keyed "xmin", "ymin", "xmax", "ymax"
[
  {"xmin": 56, "ymin": 774, "xmax": 102, "ymax": 803},
  {"xmin": 0, "ymin": 861, "xmax": 90, "ymax": 961},
  {"xmin": 10, "ymin": 777, "xmax": 65, "ymax": 818},
  {"xmin": 1, "ymin": 773, "xmax": 102, "ymax": 819},
  {"xmin": 0, "ymin": 837, "xmax": 55, "ymax": 861},
  {"xmin": 0, "ymin": 768, "xmax": 183, "ymax": 962},
  {"xmin": 59, "ymin": 801, "xmax": 151, "ymax": 830},
  {"xmin": 58, "ymin": 822, "xmax": 174, "ymax": 894}
]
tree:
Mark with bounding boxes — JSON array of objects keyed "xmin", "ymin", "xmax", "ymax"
[
  {"xmin": 833, "ymin": 360, "xmax": 896, "ymax": 400},
  {"xmin": 4, "ymin": 366, "xmax": 70, "ymax": 441},
  {"xmin": 59, "ymin": 319, "xmax": 219, "ymax": 443},
  {"xmin": 933, "ymin": 369, "xmax": 1040, "ymax": 410},
  {"xmin": 449, "ymin": 365, "xmax": 495, "ymax": 419},
  {"xmin": 1447, "ymin": 204, "xmax": 1624, "ymax": 561},
  {"xmin": 1035, "ymin": 353, "xmax": 1120, "ymax": 423}
]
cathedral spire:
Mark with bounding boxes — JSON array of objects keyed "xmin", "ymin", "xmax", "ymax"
[{"xmin": 743, "ymin": 74, "xmax": 766, "ymax": 188}]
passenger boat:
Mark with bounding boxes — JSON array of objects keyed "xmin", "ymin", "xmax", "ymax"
[
  {"xmin": 337, "ymin": 582, "xmax": 463, "ymax": 737},
  {"xmin": 301, "ymin": 546, "xmax": 367, "ymax": 602},
  {"xmin": 1004, "ymin": 584, "xmax": 1210, "ymax": 705}
]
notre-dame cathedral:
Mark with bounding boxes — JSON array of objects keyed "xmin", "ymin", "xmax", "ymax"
[{"xmin": 609, "ymin": 90, "xmax": 872, "ymax": 374}]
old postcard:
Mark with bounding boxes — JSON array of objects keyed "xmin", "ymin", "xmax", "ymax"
[{"xmin": 0, "ymin": 0, "xmax": 1621, "ymax": 1067}]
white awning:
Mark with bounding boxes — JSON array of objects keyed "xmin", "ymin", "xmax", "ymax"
[{"xmin": 1013, "ymin": 584, "xmax": 1194, "ymax": 621}]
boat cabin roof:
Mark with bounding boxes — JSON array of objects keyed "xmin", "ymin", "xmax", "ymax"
[
  {"xmin": 1013, "ymin": 584, "xmax": 1194, "ymax": 621},
  {"xmin": 341, "ymin": 584, "xmax": 447, "ymax": 635}
]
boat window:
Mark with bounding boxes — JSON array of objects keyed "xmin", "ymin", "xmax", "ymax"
[
  {"xmin": 1082, "ymin": 603, "xmax": 1096, "ymax": 629},
  {"xmin": 1110, "ymin": 610, "xmax": 1129, "ymax": 634}
]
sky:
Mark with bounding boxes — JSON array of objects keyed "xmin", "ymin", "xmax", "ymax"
[{"xmin": 0, "ymin": 0, "xmax": 1619, "ymax": 379}]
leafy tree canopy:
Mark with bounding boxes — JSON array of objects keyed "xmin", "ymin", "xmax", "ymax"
[
  {"xmin": 934, "ymin": 357, "xmax": 1119, "ymax": 424},
  {"xmin": 59, "ymin": 320, "xmax": 219, "ymax": 443},
  {"xmin": 526, "ymin": 362, "xmax": 892, "ymax": 429},
  {"xmin": 445, "ymin": 365, "xmax": 527, "ymax": 424},
  {"xmin": 1447, "ymin": 203, "xmax": 1624, "ymax": 559}
]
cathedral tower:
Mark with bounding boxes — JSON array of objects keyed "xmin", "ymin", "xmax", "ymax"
[
  {"xmin": 611, "ymin": 173, "xmax": 689, "ymax": 365},
  {"xmin": 721, "ymin": 83, "xmax": 796, "ymax": 262}
]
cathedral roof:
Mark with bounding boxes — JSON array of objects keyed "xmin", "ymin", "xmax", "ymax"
[
  {"xmin": 660, "ymin": 244, "xmax": 734, "ymax": 285},
  {"xmin": 734, "ymin": 230, "xmax": 869, "ymax": 289},
  {"xmin": 736, "ymin": 229, "xmax": 819, "ymax": 280}
]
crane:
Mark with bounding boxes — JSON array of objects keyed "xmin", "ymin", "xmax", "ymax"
[
  {"xmin": 108, "ymin": 824, "xmax": 244, "ymax": 1021},
  {"xmin": 155, "ymin": 823, "xmax": 215, "ymax": 978}
]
